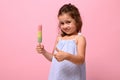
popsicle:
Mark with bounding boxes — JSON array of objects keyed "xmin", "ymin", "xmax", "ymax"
[{"xmin": 38, "ymin": 25, "xmax": 42, "ymax": 43}]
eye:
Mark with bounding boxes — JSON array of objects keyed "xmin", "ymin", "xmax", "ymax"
[
  {"xmin": 60, "ymin": 22, "xmax": 64, "ymax": 25},
  {"xmin": 66, "ymin": 21, "xmax": 71, "ymax": 24}
]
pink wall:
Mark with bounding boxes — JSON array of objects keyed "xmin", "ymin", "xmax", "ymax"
[{"xmin": 0, "ymin": 0, "xmax": 120, "ymax": 80}]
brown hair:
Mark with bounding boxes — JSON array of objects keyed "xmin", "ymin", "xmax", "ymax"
[{"xmin": 58, "ymin": 3, "xmax": 83, "ymax": 36}]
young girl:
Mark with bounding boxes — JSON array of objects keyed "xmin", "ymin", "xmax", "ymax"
[{"xmin": 36, "ymin": 3, "xmax": 86, "ymax": 80}]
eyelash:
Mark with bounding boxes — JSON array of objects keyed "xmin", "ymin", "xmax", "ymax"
[
  {"xmin": 60, "ymin": 21, "xmax": 71, "ymax": 25},
  {"xmin": 60, "ymin": 22, "xmax": 64, "ymax": 25},
  {"xmin": 66, "ymin": 21, "xmax": 71, "ymax": 24}
]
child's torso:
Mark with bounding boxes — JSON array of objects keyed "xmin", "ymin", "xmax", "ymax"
[{"xmin": 48, "ymin": 33, "xmax": 86, "ymax": 80}]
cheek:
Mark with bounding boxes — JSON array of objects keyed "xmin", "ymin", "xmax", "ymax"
[
  {"xmin": 71, "ymin": 25, "xmax": 77, "ymax": 31},
  {"xmin": 60, "ymin": 25, "xmax": 63, "ymax": 29},
  {"xmin": 60, "ymin": 26, "xmax": 65, "ymax": 31},
  {"xmin": 59, "ymin": 24, "xmax": 63, "ymax": 29},
  {"xmin": 70, "ymin": 23, "xmax": 76, "ymax": 28}
]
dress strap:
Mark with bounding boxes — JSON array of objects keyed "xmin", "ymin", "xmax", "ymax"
[
  {"xmin": 58, "ymin": 36, "xmax": 62, "ymax": 41},
  {"xmin": 74, "ymin": 33, "xmax": 82, "ymax": 44},
  {"xmin": 78, "ymin": 32, "xmax": 82, "ymax": 35},
  {"xmin": 74, "ymin": 33, "xmax": 82, "ymax": 40}
]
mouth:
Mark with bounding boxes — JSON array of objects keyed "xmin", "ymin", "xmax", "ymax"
[
  {"xmin": 63, "ymin": 28, "xmax": 70, "ymax": 32},
  {"xmin": 64, "ymin": 29, "xmax": 70, "ymax": 32}
]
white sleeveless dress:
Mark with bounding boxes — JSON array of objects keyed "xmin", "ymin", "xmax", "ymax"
[{"xmin": 48, "ymin": 33, "xmax": 86, "ymax": 80}]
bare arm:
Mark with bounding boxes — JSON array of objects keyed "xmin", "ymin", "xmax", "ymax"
[
  {"xmin": 36, "ymin": 36, "xmax": 59, "ymax": 62},
  {"xmin": 41, "ymin": 50, "xmax": 53, "ymax": 61},
  {"xmin": 66, "ymin": 35, "xmax": 86, "ymax": 64}
]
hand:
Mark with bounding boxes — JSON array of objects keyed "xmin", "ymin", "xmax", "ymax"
[
  {"xmin": 36, "ymin": 43, "xmax": 46, "ymax": 54},
  {"xmin": 54, "ymin": 48, "xmax": 68, "ymax": 62}
]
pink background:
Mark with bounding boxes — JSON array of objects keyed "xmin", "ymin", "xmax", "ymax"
[{"xmin": 0, "ymin": 0, "xmax": 120, "ymax": 80}]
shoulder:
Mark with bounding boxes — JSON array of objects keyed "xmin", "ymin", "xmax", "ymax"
[
  {"xmin": 78, "ymin": 35, "xmax": 86, "ymax": 41},
  {"xmin": 53, "ymin": 35, "xmax": 62, "ymax": 52},
  {"xmin": 56, "ymin": 34, "xmax": 62, "ymax": 42},
  {"xmin": 77, "ymin": 34, "xmax": 86, "ymax": 45}
]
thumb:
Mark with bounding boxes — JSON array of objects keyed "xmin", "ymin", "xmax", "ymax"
[
  {"xmin": 38, "ymin": 43, "xmax": 44, "ymax": 49},
  {"xmin": 55, "ymin": 47, "xmax": 60, "ymax": 52}
]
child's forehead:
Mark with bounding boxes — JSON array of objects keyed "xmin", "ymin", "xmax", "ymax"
[
  {"xmin": 58, "ymin": 13, "xmax": 72, "ymax": 20},
  {"xmin": 59, "ymin": 12, "xmax": 70, "ymax": 16}
]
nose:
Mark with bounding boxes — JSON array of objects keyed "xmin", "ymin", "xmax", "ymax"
[{"xmin": 63, "ymin": 23, "xmax": 69, "ymax": 29}]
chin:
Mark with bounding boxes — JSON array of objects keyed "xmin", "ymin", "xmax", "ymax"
[{"xmin": 65, "ymin": 32, "xmax": 70, "ymax": 35}]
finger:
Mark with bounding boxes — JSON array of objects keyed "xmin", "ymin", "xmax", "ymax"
[
  {"xmin": 55, "ymin": 47, "xmax": 60, "ymax": 52},
  {"xmin": 36, "ymin": 45, "xmax": 40, "ymax": 48},
  {"xmin": 54, "ymin": 54, "xmax": 58, "ymax": 59},
  {"xmin": 37, "ymin": 44, "xmax": 41, "ymax": 49},
  {"xmin": 36, "ymin": 48, "xmax": 40, "ymax": 52},
  {"xmin": 41, "ymin": 44, "xmax": 44, "ymax": 49},
  {"xmin": 54, "ymin": 56, "xmax": 59, "ymax": 61},
  {"xmin": 38, "ymin": 42, "xmax": 40, "ymax": 45},
  {"xmin": 36, "ymin": 47, "xmax": 40, "ymax": 51},
  {"xmin": 37, "ymin": 45, "xmax": 40, "ymax": 47},
  {"xmin": 54, "ymin": 54, "xmax": 57, "ymax": 58}
]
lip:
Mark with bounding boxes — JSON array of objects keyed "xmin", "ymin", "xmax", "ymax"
[{"xmin": 64, "ymin": 29, "xmax": 70, "ymax": 32}]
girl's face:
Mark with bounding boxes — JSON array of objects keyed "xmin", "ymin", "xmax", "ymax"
[{"xmin": 58, "ymin": 13, "xmax": 77, "ymax": 35}]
